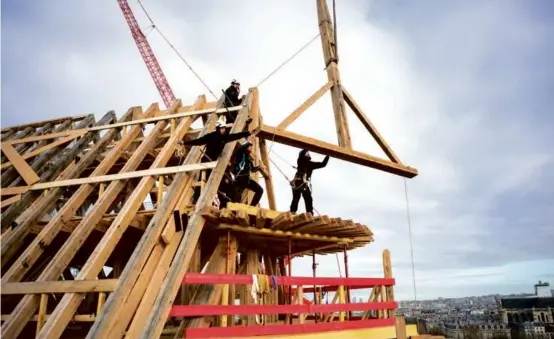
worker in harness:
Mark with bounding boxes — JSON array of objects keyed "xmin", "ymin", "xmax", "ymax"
[
  {"xmin": 217, "ymin": 163, "xmax": 238, "ymax": 209},
  {"xmin": 223, "ymin": 79, "xmax": 246, "ymax": 123},
  {"xmin": 233, "ymin": 139, "xmax": 265, "ymax": 206},
  {"xmin": 182, "ymin": 120, "xmax": 252, "ymax": 203},
  {"xmin": 289, "ymin": 150, "xmax": 329, "ymax": 215}
]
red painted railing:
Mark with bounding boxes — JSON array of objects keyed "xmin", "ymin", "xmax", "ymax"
[{"xmin": 172, "ymin": 273, "xmax": 397, "ymax": 338}]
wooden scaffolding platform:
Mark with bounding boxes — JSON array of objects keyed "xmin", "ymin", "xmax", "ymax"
[{"xmin": 1, "ymin": 2, "xmax": 419, "ymax": 338}]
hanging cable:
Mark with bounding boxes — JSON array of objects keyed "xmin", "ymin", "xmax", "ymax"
[
  {"xmin": 404, "ymin": 178, "xmax": 417, "ymax": 301},
  {"xmin": 255, "ymin": 33, "xmax": 320, "ymax": 88},
  {"xmin": 136, "ymin": 0, "xmax": 219, "ymax": 100}
]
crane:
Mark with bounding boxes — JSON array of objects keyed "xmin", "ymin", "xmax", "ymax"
[{"xmin": 117, "ymin": 0, "xmax": 175, "ymax": 108}]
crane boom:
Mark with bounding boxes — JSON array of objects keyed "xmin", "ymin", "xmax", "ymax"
[{"xmin": 117, "ymin": 0, "xmax": 176, "ymax": 108}]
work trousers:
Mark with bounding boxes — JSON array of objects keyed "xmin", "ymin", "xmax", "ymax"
[
  {"xmin": 234, "ymin": 175, "xmax": 263, "ymax": 206},
  {"xmin": 290, "ymin": 180, "xmax": 313, "ymax": 214}
]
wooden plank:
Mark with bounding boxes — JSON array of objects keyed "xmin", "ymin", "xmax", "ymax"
[
  {"xmin": 0, "ymin": 186, "xmax": 29, "ymax": 196},
  {"xmin": 37, "ymin": 97, "xmax": 206, "ymax": 338},
  {"xmin": 0, "ymin": 114, "xmax": 88, "ymax": 133},
  {"xmin": 1, "ymin": 194, "xmax": 21, "ymax": 208},
  {"xmin": 342, "ymin": 86, "xmax": 401, "ymax": 164},
  {"xmin": 86, "ymin": 94, "xmax": 233, "ymax": 338},
  {"xmin": 124, "ymin": 232, "xmax": 182, "ymax": 338},
  {"xmin": 1, "ymin": 142, "xmax": 40, "ymax": 185},
  {"xmin": 87, "ymin": 105, "xmax": 241, "ymax": 132},
  {"xmin": 0, "ymin": 110, "xmax": 132, "ymax": 266},
  {"xmin": 218, "ymin": 224, "xmax": 352, "ymax": 243},
  {"xmin": 225, "ymin": 203, "xmax": 280, "ymax": 219},
  {"xmin": 316, "ymin": 0, "xmax": 351, "ymax": 148},
  {"xmin": 259, "ymin": 137, "xmax": 277, "ymax": 210},
  {"xmin": 0, "ymin": 130, "xmax": 87, "ymax": 169},
  {"xmin": 3, "ymin": 129, "xmax": 84, "ymax": 145},
  {"xmin": 1, "ymin": 279, "xmax": 118, "ymax": 295},
  {"xmin": 29, "ymin": 162, "xmax": 216, "ymax": 191},
  {"xmin": 0, "ymin": 314, "xmax": 95, "ymax": 322},
  {"xmin": 258, "ymin": 124, "xmax": 418, "ymax": 178},
  {"xmin": 276, "ymin": 81, "xmax": 333, "ymax": 130}
]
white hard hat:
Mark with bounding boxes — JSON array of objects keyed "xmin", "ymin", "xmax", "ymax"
[{"xmin": 215, "ymin": 120, "xmax": 226, "ymax": 129}]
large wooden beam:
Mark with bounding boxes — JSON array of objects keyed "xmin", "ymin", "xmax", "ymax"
[
  {"xmin": 1, "ymin": 280, "xmax": 118, "ymax": 295},
  {"xmin": 342, "ymin": 86, "xmax": 401, "ymax": 164},
  {"xmin": 0, "ymin": 114, "xmax": 89, "ymax": 133},
  {"xmin": 1, "ymin": 142, "xmax": 41, "ymax": 185},
  {"xmin": 37, "ymin": 96, "xmax": 207, "ymax": 338},
  {"xmin": 86, "ymin": 93, "xmax": 236, "ymax": 338},
  {"xmin": 317, "ymin": 0, "xmax": 351, "ymax": 149},
  {"xmin": 276, "ymin": 81, "xmax": 332, "ymax": 130},
  {"xmin": 27, "ymin": 162, "xmax": 216, "ymax": 191},
  {"xmin": 126, "ymin": 92, "xmax": 252, "ymax": 339},
  {"xmin": 258, "ymin": 124, "xmax": 418, "ymax": 178}
]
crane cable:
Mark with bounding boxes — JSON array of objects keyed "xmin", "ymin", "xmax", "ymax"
[{"xmin": 404, "ymin": 178, "xmax": 417, "ymax": 301}]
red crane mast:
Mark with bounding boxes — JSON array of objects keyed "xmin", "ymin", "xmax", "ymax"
[{"xmin": 117, "ymin": 0, "xmax": 176, "ymax": 108}]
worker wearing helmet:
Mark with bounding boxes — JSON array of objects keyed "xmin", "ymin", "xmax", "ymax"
[
  {"xmin": 183, "ymin": 119, "xmax": 253, "ymax": 202},
  {"xmin": 232, "ymin": 138, "xmax": 265, "ymax": 206},
  {"xmin": 289, "ymin": 150, "xmax": 329, "ymax": 215},
  {"xmin": 224, "ymin": 79, "xmax": 246, "ymax": 123}
]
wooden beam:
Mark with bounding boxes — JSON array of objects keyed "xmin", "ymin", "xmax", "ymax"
[
  {"xmin": 0, "ymin": 130, "xmax": 88, "ymax": 169},
  {"xmin": 1, "ymin": 142, "xmax": 40, "ymax": 185},
  {"xmin": 1, "ymin": 194, "xmax": 21, "ymax": 208},
  {"xmin": 87, "ymin": 105, "xmax": 241, "ymax": 132},
  {"xmin": 28, "ymin": 162, "xmax": 216, "ymax": 191},
  {"xmin": 342, "ymin": 86, "xmax": 401, "ymax": 164},
  {"xmin": 316, "ymin": 0, "xmax": 351, "ymax": 148},
  {"xmin": 259, "ymin": 137, "xmax": 277, "ymax": 210},
  {"xmin": 218, "ymin": 224, "xmax": 353, "ymax": 243},
  {"xmin": 1, "ymin": 280, "xmax": 118, "ymax": 295},
  {"xmin": 0, "ymin": 114, "xmax": 89, "ymax": 133},
  {"xmin": 276, "ymin": 81, "xmax": 333, "ymax": 130},
  {"xmin": 3, "ymin": 129, "xmax": 85, "ymax": 145},
  {"xmin": 258, "ymin": 124, "xmax": 418, "ymax": 178},
  {"xmin": 37, "ymin": 97, "xmax": 207, "ymax": 338},
  {"xmin": 86, "ymin": 94, "xmax": 232, "ymax": 338}
]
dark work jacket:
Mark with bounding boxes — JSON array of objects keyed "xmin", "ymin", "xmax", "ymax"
[
  {"xmin": 233, "ymin": 143, "xmax": 257, "ymax": 176},
  {"xmin": 224, "ymin": 86, "xmax": 243, "ymax": 123},
  {"xmin": 184, "ymin": 130, "xmax": 250, "ymax": 162},
  {"xmin": 294, "ymin": 155, "xmax": 329, "ymax": 182}
]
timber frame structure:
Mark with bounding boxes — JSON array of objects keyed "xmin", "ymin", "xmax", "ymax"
[{"xmin": 1, "ymin": 1, "xmax": 419, "ymax": 339}]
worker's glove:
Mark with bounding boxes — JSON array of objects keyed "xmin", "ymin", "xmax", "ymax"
[{"xmin": 246, "ymin": 117, "xmax": 253, "ymax": 125}]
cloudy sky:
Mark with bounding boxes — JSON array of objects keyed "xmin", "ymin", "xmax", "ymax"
[{"xmin": 2, "ymin": 0, "xmax": 553, "ymax": 300}]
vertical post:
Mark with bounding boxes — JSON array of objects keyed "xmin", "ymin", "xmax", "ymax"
[
  {"xmin": 220, "ymin": 231, "xmax": 231, "ymax": 327},
  {"xmin": 343, "ymin": 245, "xmax": 352, "ymax": 320},
  {"xmin": 338, "ymin": 284, "xmax": 345, "ymax": 322},
  {"xmin": 316, "ymin": 0, "xmax": 352, "ymax": 148},
  {"xmin": 383, "ymin": 249, "xmax": 395, "ymax": 318},
  {"xmin": 312, "ymin": 250, "xmax": 318, "ymax": 323},
  {"xmin": 259, "ymin": 138, "xmax": 276, "ymax": 210}
]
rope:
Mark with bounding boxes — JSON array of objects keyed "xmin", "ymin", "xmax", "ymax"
[
  {"xmin": 136, "ymin": 0, "xmax": 219, "ymax": 100},
  {"xmin": 404, "ymin": 178, "xmax": 417, "ymax": 301},
  {"xmin": 255, "ymin": 33, "xmax": 320, "ymax": 88}
]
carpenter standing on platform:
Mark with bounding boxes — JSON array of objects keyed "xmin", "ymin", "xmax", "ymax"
[
  {"xmin": 233, "ymin": 139, "xmax": 265, "ymax": 206},
  {"xmin": 181, "ymin": 120, "xmax": 252, "ymax": 202},
  {"xmin": 290, "ymin": 150, "xmax": 329, "ymax": 215},
  {"xmin": 224, "ymin": 79, "xmax": 246, "ymax": 123}
]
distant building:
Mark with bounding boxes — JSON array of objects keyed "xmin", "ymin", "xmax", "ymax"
[
  {"xmin": 444, "ymin": 322, "xmax": 511, "ymax": 339},
  {"xmin": 536, "ymin": 281, "xmax": 553, "ymax": 298}
]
